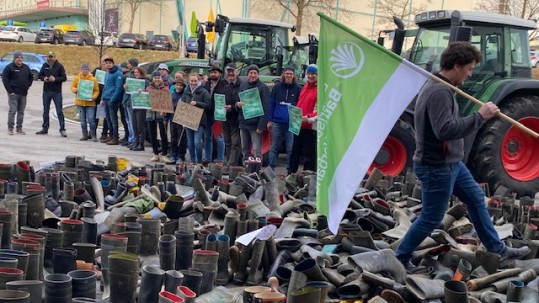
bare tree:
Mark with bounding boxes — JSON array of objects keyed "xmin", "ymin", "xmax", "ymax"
[
  {"xmin": 475, "ymin": 0, "xmax": 539, "ymax": 39},
  {"xmin": 369, "ymin": 0, "xmax": 432, "ymax": 30},
  {"xmin": 251, "ymin": 0, "xmax": 352, "ymax": 36},
  {"xmin": 120, "ymin": 0, "xmax": 161, "ymax": 33}
]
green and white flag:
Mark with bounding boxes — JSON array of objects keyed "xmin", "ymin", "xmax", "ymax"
[{"xmin": 316, "ymin": 13, "xmax": 431, "ymax": 234}]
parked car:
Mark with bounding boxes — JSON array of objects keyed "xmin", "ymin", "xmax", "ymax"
[
  {"xmin": 531, "ymin": 49, "xmax": 539, "ymax": 68},
  {"xmin": 186, "ymin": 36, "xmax": 198, "ymax": 53},
  {"xmin": 149, "ymin": 35, "xmax": 174, "ymax": 51},
  {"xmin": 63, "ymin": 30, "xmax": 95, "ymax": 46},
  {"xmin": 0, "ymin": 26, "xmax": 37, "ymax": 43},
  {"xmin": 95, "ymin": 31, "xmax": 118, "ymax": 47},
  {"xmin": 35, "ymin": 28, "xmax": 64, "ymax": 44},
  {"xmin": 117, "ymin": 33, "xmax": 148, "ymax": 49},
  {"xmin": 0, "ymin": 52, "xmax": 46, "ymax": 80}
]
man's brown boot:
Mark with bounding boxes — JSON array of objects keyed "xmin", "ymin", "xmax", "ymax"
[
  {"xmin": 106, "ymin": 138, "xmax": 119, "ymax": 145},
  {"xmin": 100, "ymin": 135, "xmax": 111, "ymax": 143}
]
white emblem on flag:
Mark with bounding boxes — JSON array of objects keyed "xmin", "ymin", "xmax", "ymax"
[{"xmin": 330, "ymin": 42, "xmax": 364, "ymax": 79}]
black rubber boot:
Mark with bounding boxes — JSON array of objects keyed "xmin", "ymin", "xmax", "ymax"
[
  {"xmin": 109, "ymin": 251, "xmax": 139, "ymax": 303},
  {"xmin": 11, "ymin": 239, "xmax": 39, "ymax": 280},
  {"xmin": 174, "ymin": 231, "xmax": 194, "ymax": 270},
  {"xmin": 444, "ymin": 280, "xmax": 469, "ymax": 303},
  {"xmin": 164, "ymin": 270, "xmax": 184, "ymax": 293},
  {"xmin": 44, "ymin": 273, "xmax": 72, "ymax": 303},
  {"xmin": 68, "ymin": 270, "xmax": 96, "ymax": 299},
  {"xmin": 179, "ymin": 270, "xmax": 203, "ymax": 295},
  {"xmin": 138, "ymin": 218, "xmax": 160, "ymax": 256},
  {"xmin": 139, "ymin": 265, "xmax": 165, "ymax": 303},
  {"xmin": 5, "ymin": 280, "xmax": 42, "ymax": 303},
  {"xmin": 23, "ymin": 194, "xmax": 43, "ymax": 229},
  {"xmin": 52, "ymin": 248, "xmax": 77, "ymax": 274},
  {"xmin": 159, "ymin": 234, "xmax": 176, "ymax": 271},
  {"xmin": 99, "ymin": 233, "xmax": 128, "ymax": 300},
  {"xmin": 0, "ymin": 267, "xmax": 24, "ymax": 289},
  {"xmin": 0, "ymin": 289, "xmax": 30, "ymax": 302},
  {"xmin": 192, "ymin": 250, "xmax": 219, "ymax": 295},
  {"xmin": 59, "ymin": 219, "xmax": 84, "ymax": 248},
  {"xmin": 215, "ymin": 234, "xmax": 230, "ymax": 285}
]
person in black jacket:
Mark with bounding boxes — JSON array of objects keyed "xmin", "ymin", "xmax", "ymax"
[
  {"xmin": 203, "ymin": 64, "xmax": 226, "ymax": 164},
  {"xmin": 236, "ymin": 64, "xmax": 270, "ymax": 164},
  {"xmin": 214, "ymin": 63, "xmax": 242, "ymax": 166},
  {"xmin": 182, "ymin": 73, "xmax": 210, "ymax": 164},
  {"xmin": 2, "ymin": 51, "xmax": 33, "ymax": 135},
  {"xmin": 36, "ymin": 51, "xmax": 67, "ymax": 137}
]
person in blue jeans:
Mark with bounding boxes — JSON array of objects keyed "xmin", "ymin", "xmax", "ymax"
[
  {"xmin": 395, "ymin": 42, "xmax": 529, "ymax": 269},
  {"xmin": 267, "ymin": 67, "xmax": 301, "ymax": 172},
  {"xmin": 182, "ymin": 73, "xmax": 210, "ymax": 164},
  {"xmin": 36, "ymin": 51, "xmax": 67, "ymax": 137},
  {"xmin": 100, "ymin": 57, "xmax": 124, "ymax": 145}
]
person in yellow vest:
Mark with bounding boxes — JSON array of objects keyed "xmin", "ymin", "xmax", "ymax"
[{"xmin": 71, "ymin": 64, "xmax": 100, "ymax": 141}]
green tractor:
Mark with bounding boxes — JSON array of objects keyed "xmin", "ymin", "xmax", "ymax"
[{"xmin": 381, "ymin": 10, "xmax": 539, "ymax": 197}]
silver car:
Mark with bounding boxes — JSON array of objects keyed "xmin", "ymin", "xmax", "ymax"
[{"xmin": 0, "ymin": 26, "xmax": 37, "ymax": 43}]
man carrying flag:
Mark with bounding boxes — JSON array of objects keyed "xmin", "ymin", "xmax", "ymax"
[{"xmin": 395, "ymin": 42, "xmax": 530, "ymax": 268}]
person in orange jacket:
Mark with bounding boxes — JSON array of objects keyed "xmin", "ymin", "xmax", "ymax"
[{"xmin": 71, "ymin": 64, "xmax": 100, "ymax": 141}]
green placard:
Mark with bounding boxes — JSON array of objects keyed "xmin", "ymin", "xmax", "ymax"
[
  {"xmin": 238, "ymin": 88, "xmax": 264, "ymax": 119},
  {"xmin": 214, "ymin": 93, "xmax": 226, "ymax": 121},
  {"xmin": 131, "ymin": 92, "xmax": 151, "ymax": 109},
  {"xmin": 95, "ymin": 69, "xmax": 106, "ymax": 85},
  {"xmin": 77, "ymin": 79, "xmax": 94, "ymax": 101},
  {"xmin": 288, "ymin": 105, "xmax": 302, "ymax": 136},
  {"xmin": 125, "ymin": 78, "xmax": 146, "ymax": 94}
]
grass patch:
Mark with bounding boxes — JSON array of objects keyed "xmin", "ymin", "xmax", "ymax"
[{"xmin": 1, "ymin": 42, "xmax": 181, "ymax": 75}]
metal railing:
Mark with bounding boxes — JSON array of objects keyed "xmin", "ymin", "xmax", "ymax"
[{"xmin": 0, "ymin": 0, "xmax": 89, "ymax": 18}]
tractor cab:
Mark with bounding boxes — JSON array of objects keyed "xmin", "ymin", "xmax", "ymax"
[{"xmin": 210, "ymin": 15, "xmax": 295, "ymax": 79}]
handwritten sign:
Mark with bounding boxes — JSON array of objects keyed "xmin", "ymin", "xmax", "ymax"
[
  {"xmin": 288, "ymin": 105, "xmax": 302, "ymax": 135},
  {"xmin": 172, "ymin": 102, "xmax": 204, "ymax": 131},
  {"xmin": 149, "ymin": 89, "xmax": 174, "ymax": 113},
  {"xmin": 239, "ymin": 88, "xmax": 264, "ymax": 119},
  {"xmin": 77, "ymin": 79, "xmax": 94, "ymax": 101},
  {"xmin": 214, "ymin": 94, "xmax": 226, "ymax": 121},
  {"xmin": 131, "ymin": 92, "xmax": 151, "ymax": 109},
  {"xmin": 95, "ymin": 69, "xmax": 106, "ymax": 85},
  {"xmin": 125, "ymin": 78, "xmax": 146, "ymax": 94}
]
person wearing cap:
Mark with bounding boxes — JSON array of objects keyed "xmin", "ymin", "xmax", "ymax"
[
  {"xmin": 93, "ymin": 56, "xmax": 111, "ymax": 141},
  {"xmin": 119, "ymin": 57, "xmax": 140, "ymax": 147},
  {"xmin": 101, "ymin": 57, "xmax": 125, "ymax": 145},
  {"xmin": 182, "ymin": 72, "xmax": 211, "ymax": 164},
  {"xmin": 157, "ymin": 63, "xmax": 174, "ymax": 87},
  {"xmin": 237, "ymin": 64, "xmax": 270, "ymax": 164},
  {"xmin": 71, "ymin": 64, "xmax": 99, "ymax": 141},
  {"xmin": 2, "ymin": 51, "xmax": 33, "ymax": 135},
  {"xmin": 202, "ymin": 64, "xmax": 226, "ymax": 164},
  {"xmin": 169, "ymin": 72, "xmax": 188, "ymax": 164},
  {"xmin": 147, "ymin": 71, "xmax": 172, "ymax": 163},
  {"xmin": 290, "ymin": 63, "xmax": 318, "ymax": 173},
  {"xmin": 36, "ymin": 51, "xmax": 67, "ymax": 137},
  {"xmin": 215, "ymin": 62, "xmax": 243, "ymax": 166},
  {"xmin": 268, "ymin": 66, "xmax": 301, "ymax": 173}
]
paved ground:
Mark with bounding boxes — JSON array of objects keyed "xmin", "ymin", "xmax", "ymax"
[{"xmin": 0, "ymin": 78, "xmax": 288, "ymax": 174}]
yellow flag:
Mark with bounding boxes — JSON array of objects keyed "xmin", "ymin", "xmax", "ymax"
[{"xmin": 207, "ymin": 9, "xmax": 215, "ymax": 42}]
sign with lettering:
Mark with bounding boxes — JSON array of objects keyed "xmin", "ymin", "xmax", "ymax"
[
  {"xmin": 131, "ymin": 92, "xmax": 151, "ymax": 109},
  {"xmin": 95, "ymin": 69, "xmax": 106, "ymax": 85},
  {"xmin": 172, "ymin": 102, "xmax": 204, "ymax": 131},
  {"xmin": 214, "ymin": 93, "xmax": 226, "ymax": 121},
  {"xmin": 288, "ymin": 105, "xmax": 302, "ymax": 135},
  {"xmin": 149, "ymin": 89, "xmax": 174, "ymax": 113},
  {"xmin": 77, "ymin": 79, "xmax": 94, "ymax": 101},
  {"xmin": 125, "ymin": 78, "xmax": 146, "ymax": 94},
  {"xmin": 239, "ymin": 87, "xmax": 264, "ymax": 119}
]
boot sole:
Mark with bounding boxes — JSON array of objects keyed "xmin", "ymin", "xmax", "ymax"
[{"xmin": 381, "ymin": 289, "xmax": 407, "ymax": 303}]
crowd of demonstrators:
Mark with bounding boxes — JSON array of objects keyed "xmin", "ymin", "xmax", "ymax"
[
  {"xmin": 2, "ymin": 51, "xmax": 33, "ymax": 135},
  {"xmin": 3, "ymin": 52, "xmax": 320, "ymax": 174},
  {"xmin": 290, "ymin": 64, "xmax": 318, "ymax": 173},
  {"xmin": 71, "ymin": 64, "xmax": 99, "ymax": 141},
  {"xmin": 36, "ymin": 51, "xmax": 67, "ymax": 137},
  {"xmin": 237, "ymin": 64, "xmax": 270, "ymax": 164}
]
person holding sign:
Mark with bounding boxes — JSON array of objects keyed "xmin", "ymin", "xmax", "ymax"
[
  {"xmin": 124, "ymin": 66, "xmax": 149, "ymax": 151},
  {"xmin": 147, "ymin": 73, "xmax": 172, "ymax": 163},
  {"xmin": 93, "ymin": 57, "xmax": 110, "ymax": 142},
  {"xmin": 169, "ymin": 73, "xmax": 188, "ymax": 164},
  {"xmin": 267, "ymin": 66, "xmax": 301, "ymax": 173},
  {"xmin": 182, "ymin": 72, "xmax": 211, "ymax": 164},
  {"xmin": 71, "ymin": 64, "xmax": 99, "ymax": 141},
  {"xmin": 290, "ymin": 64, "xmax": 318, "ymax": 174},
  {"xmin": 237, "ymin": 64, "xmax": 270, "ymax": 165}
]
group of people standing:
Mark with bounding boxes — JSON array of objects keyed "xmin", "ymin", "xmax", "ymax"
[{"xmin": 2, "ymin": 50, "xmax": 318, "ymax": 174}]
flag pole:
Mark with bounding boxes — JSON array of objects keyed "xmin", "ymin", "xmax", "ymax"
[{"xmin": 430, "ymin": 75, "xmax": 539, "ymax": 138}]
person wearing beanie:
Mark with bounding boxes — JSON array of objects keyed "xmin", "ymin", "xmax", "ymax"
[
  {"xmin": 290, "ymin": 63, "xmax": 318, "ymax": 173},
  {"xmin": 71, "ymin": 64, "xmax": 99, "ymax": 141},
  {"xmin": 267, "ymin": 66, "xmax": 301, "ymax": 173},
  {"xmin": 237, "ymin": 64, "xmax": 270, "ymax": 164},
  {"xmin": 101, "ymin": 57, "xmax": 124, "ymax": 145},
  {"xmin": 2, "ymin": 51, "xmax": 33, "ymax": 135}
]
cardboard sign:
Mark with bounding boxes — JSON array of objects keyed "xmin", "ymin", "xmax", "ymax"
[
  {"xmin": 288, "ymin": 105, "xmax": 302, "ymax": 135},
  {"xmin": 214, "ymin": 93, "xmax": 227, "ymax": 121},
  {"xmin": 149, "ymin": 89, "xmax": 174, "ymax": 113},
  {"xmin": 131, "ymin": 92, "xmax": 151, "ymax": 109},
  {"xmin": 172, "ymin": 102, "xmax": 204, "ymax": 131},
  {"xmin": 95, "ymin": 69, "xmax": 106, "ymax": 85},
  {"xmin": 239, "ymin": 87, "xmax": 264, "ymax": 119},
  {"xmin": 77, "ymin": 79, "xmax": 94, "ymax": 101},
  {"xmin": 125, "ymin": 78, "xmax": 146, "ymax": 94}
]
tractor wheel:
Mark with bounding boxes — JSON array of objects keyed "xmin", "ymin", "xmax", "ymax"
[
  {"xmin": 470, "ymin": 96, "xmax": 539, "ymax": 197},
  {"xmin": 368, "ymin": 119, "xmax": 415, "ymax": 176}
]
